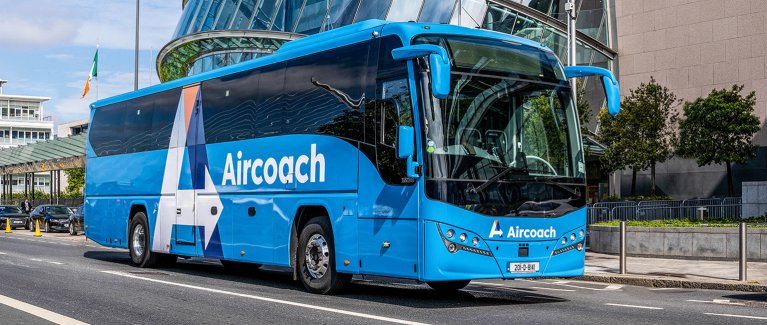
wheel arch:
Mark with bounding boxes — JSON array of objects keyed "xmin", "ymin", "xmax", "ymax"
[{"xmin": 290, "ymin": 205, "xmax": 332, "ymax": 280}]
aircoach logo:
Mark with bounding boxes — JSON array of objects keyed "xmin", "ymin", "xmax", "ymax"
[
  {"xmin": 489, "ymin": 220, "xmax": 557, "ymax": 239},
  {"xmin": 222, "ymin": 144, "xmax": 326, "ymax": 186}
]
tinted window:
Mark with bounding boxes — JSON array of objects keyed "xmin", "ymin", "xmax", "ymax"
[
  {"xmin": 90, "ymin": 102, "xmax": 126, "ymax": 156},
  {"xmin": 90, "ymin": 88, "xmax": 180, "ymax": 156},
  {"xmin": 283, "ymin": 41, "xmax": 369, "ymax": 141},
  {"xmin": 202, "ymin": 63, "xmax": 285, "ymax": 144},
  {"xmin": 364, "ymin": 35, "xmax": 415, "ymax": 185}
]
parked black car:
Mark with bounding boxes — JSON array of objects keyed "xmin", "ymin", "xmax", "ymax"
[
  {"xmin": 0, "ymin": 205, "xmax": 28, "ymax": 230},
  {"xmin": 28, "ymin": 205, "xmax": 73, "ymax": 233},
  {"xmin": 69, "ymin": 204, "xmax": 84, "ymax": 236}
]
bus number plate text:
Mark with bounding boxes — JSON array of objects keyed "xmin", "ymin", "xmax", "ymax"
[{"xmin": 508, "ymin": 262, "xmax": 539, "ymax": 273}]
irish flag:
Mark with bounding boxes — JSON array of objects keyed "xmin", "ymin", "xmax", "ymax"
[{"xmin": 81, "ymin": 48, "xmax": 98, "ymax": 99}]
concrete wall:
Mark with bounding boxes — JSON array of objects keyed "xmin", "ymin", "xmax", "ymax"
[
  {"xmin": 614, "ymin": 0, "xmax": 767, "ymax": 199},
  {"xmin": 743, "ymin": 181, "xmax": 767, "ymax": 217},
  {"xmin": 589, "ymin": 225, "xmax": 767, "ymax": 262}
]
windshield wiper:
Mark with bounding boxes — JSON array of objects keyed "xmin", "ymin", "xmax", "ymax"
[{"xmin": 470, "ymin": 165, "xmax": 530, "ymax": 194}]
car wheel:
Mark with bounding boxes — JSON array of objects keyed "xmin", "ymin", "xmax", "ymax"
[
  {"xmin": 69, "ymin": 223, "xmax": 77, "ymax": 236},
  {"xmin": 427, "ymin": 280, "xmax": 471, "ymax": 292},
  {"xmin": 297, "ymin": 217, "xmax": 350, "ymax": 295},
  {"xmin": 45, "ymin": 221, "xmax": 51, "ymax": 233},
  {"xmin": 29, "ymin": 221, "xmax": 35, "ymax": 232},
  {"xmin": 25, "ymin": 221, "xmax": 30, "ymax": 230}
]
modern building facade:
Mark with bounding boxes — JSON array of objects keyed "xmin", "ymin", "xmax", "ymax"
[
  {"xmin": 0, "ymin": 80, "xmax": 55, "ymax": 194},
  {"xmin": 57, "ymin": 119, "xmax": 89, "ymax": 138},
  {"xmin": 614, "ymin": 0, "xmax": 767, "ymax": 198}
]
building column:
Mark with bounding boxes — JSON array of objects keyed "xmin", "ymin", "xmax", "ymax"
[
  {"xmin": 30, "ymin": 173, "xmax": 35, "ymax": 201},
  {"xmin": 49, "ymin": 171, "xmax": 53, "ymax": 204}
]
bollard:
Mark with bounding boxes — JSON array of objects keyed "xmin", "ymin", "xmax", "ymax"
[
  {"xmin": 739, "ymin": 222, "xmax": 747, "ymax": 282},
  {"xmin": 619, "ymin": 221, "xmax": 627, "ymax": 275}
]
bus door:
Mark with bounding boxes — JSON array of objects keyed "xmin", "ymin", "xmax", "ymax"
[
  {"xmin": 357, "ymin": 57, "xmax": 420, "ymax": 278},
  {"xmin": 173, "ymin": 85, "xmax": 200, "ymax": 253}
]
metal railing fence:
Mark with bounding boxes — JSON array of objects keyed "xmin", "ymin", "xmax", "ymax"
[{"xmin": 588, "ymin": 197, "xmax": 743, "ymax": 224}]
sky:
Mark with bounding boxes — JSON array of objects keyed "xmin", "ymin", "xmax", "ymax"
[{"xmin": 0, "ymin": 0, "xmax": 183, "ymax": 127}]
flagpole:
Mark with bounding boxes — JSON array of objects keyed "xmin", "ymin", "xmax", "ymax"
[{"xmin": 96, "ymin": 44, "xmax": 100, "ymax": 101}]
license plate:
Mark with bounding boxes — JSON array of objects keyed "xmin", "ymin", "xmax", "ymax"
[
  {"xmin": 508, "ymin": 262, "xmax": 539, "ymax": 273},
  {"xmin": 12, "ymin": 220, "xmax": 23, "ymax": 224}
]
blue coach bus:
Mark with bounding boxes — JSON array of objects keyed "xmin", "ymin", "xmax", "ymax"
[{"xmin": 85, "ymin": 20, "xmax": 620, "ymax": 294}]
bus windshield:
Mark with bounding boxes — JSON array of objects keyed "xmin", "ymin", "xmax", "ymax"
[{"xmin": 414, "ymin": 35, "xmax": 585, "ymax": 217}]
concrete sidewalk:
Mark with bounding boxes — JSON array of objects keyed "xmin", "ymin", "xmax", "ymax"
[{"xmin": 583, "ymin": 252, "xmax": 767, "ymax": 292}]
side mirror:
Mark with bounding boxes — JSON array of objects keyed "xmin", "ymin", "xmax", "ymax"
[
  {"xmin": 391, "ymin": 44, "xmax": 451, "ymax": 99},
  {"xmin": 564, "ymin": 66, "xmax": 620, "ymax": 116},
  {"xmin": 397, "ymin": 125, "xmax": 415, "ymax": 159},
  {"xmin": 397, "ymin": 125, "xmax": 421, "ymax": 179}
]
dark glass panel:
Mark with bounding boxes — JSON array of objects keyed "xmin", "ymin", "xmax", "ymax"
[
  {"xmin": 174, "ymin": 0, "xmax": 202, "ymax": 37},
  {"xmin": 231, "ymin": 0, "xmax": 257, "ymax": 29},
  {"xmin": 295, "ymin": 0, "xmax": 330, "ymax": 34},
  {"xmin": 202, "ymin": 0, "xmax": 224, "ymax": 30},
  {"xmin": 283, "ymin": 41, "xmax": 368, "ymax": 140},
  {"xmin": 323, "ymin": 0, "xmax": 359, "ymax": 31},
  {"xmin": 90, "ymin": 103, "xmax": 126, "ymax": 156},
  {"xmin": 418, "ymin": 0, "xmax": 455, "ymax": 23},
  {"xmin": 251, "ymin": 0, "xmax": 281, "ymax": 30},
  {"xmin": 202, "ymin": 63, "xmax": 285, "ymax": 143},
  {"xmin": 213, "ymin": 0, "xmax": 239, "ymax": 29},
  {"xmin": 191, "ymin": 0, "xmax": 213, "ymax": 33},
  {"xmin": 353, "ymin": 0, "xmax": 390, "ymax": 22}
]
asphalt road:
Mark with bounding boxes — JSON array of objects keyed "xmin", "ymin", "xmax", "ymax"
[{"xmin": 1, "ymin": 231, "xmax": 766, "ymax": 325}]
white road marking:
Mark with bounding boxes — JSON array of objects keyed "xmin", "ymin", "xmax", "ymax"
[
  {"xmin": 648, "ymin": 288, "xmax": 679, "ymax": 291},
  {"xmin": 0, "ymin": 293, "xmax": 88, "ymax": 325},
  {"xmin": 687, "ymin": 299, "xmax": 746, "ymax": 306},
  {"xmin": 30, "ymin": 258, "xmax": 43, "ymax": 262},
  {"xmin": 47, "ymin": 261, "xmax": 63, "ymax": 265},
  {"xmin": 102, "ymin": 271, "xmax": 429, "ymax": 325},
  {"xmin": 0, "ymin": 252, "xmax": 6, "ymax": 255},
  {"xmin": 521, "ymin": 279, "xmax": 622, "ymax": 291},
  {"xmin": 605, "ymin": 303, "xmax": 663, "ymax": 310},
  {"xmin": 705, "ymin": 313, "xmax": 767, "ymax": 320},
  {"xmin": 462, "ymin": 289, "xmax": 494, "ymax": 294},
  {"xmin": 472, "ymin": 281, "xmax": 507, "ymax": 287},
  {"xmin": 528, "ymin": 286, "xmax": 576, "ymax": 292}
]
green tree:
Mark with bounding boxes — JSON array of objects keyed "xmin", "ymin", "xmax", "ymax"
[
  {"xmin": 677, "ymin": 85, "xmax": 761, "ymax": 197},
  {"xmin": 576, "ymin": 79, "xmax": 592, "ymax": 135},
  {"xmin": 598, "ymin": 77, "xmax": 680, "ymax": 196},
  {"xmin": 64, "ymin": 168, "xmax": 85, "ymax": 195}
]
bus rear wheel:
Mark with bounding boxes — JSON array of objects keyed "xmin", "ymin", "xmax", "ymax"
[
  {"xmin": 427, "ymin": 280, "xmax": 471, "ymax": 292},
  {"xmin": 297, "ymin": 217, "xmax": 349, "ymax": 294},
  {"xmin": 128, "ymin": 212, "xmax": 176, "ymax": 268}
]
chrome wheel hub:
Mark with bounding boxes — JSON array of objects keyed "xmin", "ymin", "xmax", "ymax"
[
  {"xmin": 132, "ymin": 224, "xmax": 145, "ymax": 258},
  {"xmin": 304, "ymin": 234, "xmax": 329, "ymax": 279}
]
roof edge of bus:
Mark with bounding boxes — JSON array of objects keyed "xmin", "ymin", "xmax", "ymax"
[{"xmin": 90, "ymin": 20, "xmax": 553, "ymax": 109}]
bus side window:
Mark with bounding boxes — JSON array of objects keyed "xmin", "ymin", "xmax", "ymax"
[{"xmin": 379, "ymin": 79, "xmax": 413, "ymax": 148}]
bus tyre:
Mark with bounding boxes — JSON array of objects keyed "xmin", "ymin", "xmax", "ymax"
[
  {"xmin": 129, "ymin": 212, "xmax": 164, "ymax": 268},
  {"xmin": 297, "ymin": 217, "xmax": 349, "ymax": 294},
  {"xmin": 427, "ymin": 280, "xmax": 471, "ymax": 292}
]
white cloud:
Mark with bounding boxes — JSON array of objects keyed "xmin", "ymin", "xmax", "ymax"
[
  {"xmin": 0, "ymin": 1, "xmax": 181, "ymax": 50},
  {"xmin": 0, "ymin": 16, "xmax": 78, "ymax": 48},
  {"xmin": 45, "ymin": 53, "xmax": 74, "ymax": 61}
]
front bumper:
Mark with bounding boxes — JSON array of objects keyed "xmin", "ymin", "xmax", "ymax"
[
  {"xmin": 1, "ymin": 218, "xmax": 27, "ymax": 228},
  {"xmin": 421, "ymin": 220, "xmax": 585, "ymax": 281},
  {"xmin": 46, "ymin": 221, "xmax": 70, "ymax": 232}
]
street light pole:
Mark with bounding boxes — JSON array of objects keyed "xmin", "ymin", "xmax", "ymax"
[
  {"xmin": 134, "ymin": 0, "xmax": 140, "ymax": 91},
  {"xmin": 565, "ymin": 0, "xmax": 578, "ymax": 101}
]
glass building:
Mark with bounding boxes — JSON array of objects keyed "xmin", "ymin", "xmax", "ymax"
[{"xmin": 160, "ymin": 0, "xmax": 616, "ymax": 85}]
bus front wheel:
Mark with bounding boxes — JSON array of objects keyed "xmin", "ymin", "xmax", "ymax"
[
  {"xmin": 128, "ymin": 212, "xmax": 176, "ymax": 268},
  {"xmin": 297, "ymin": 217, "xmax": 350, "ymax": 294},
  {"xmin": 427, "ymin": 280, "xmax": 471, "ymax": 292}
]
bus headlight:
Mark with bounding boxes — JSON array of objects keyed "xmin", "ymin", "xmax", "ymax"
[
  {"xmin": 446, "ymin": 229, "xmax": 454, "ymax": 238},
  {"xmin": 472, "ymin": 237, "xmax": 479, "ymax": 246},
  {"xmin": 459, "ymin": 233, "xmax": 467, "ymax": 242},
  {"xmin": 576, "ymin": 242, "xmax": 583, "ymax": 251},
  {"xmin": 579, "ymin": 230, "xmax": 584, "ymax": 238},
  {"xmin": 561, "ymin": 237, "xmax": 567, "ymax": 245},
  {"xmin": 570, "ymin": 233, "xmax": 576, "ymax": 241}
]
